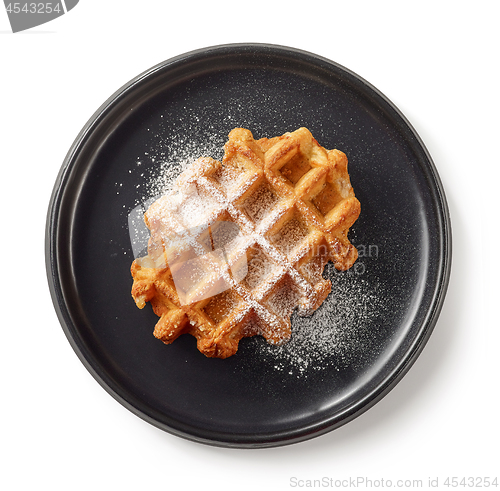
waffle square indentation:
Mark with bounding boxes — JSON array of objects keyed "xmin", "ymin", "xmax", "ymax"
[
  {"xmin": 311, "ymin": 181, "xmax": 343, "ymax": 217},
  {"xmin": 203, "ymin": 290, "xmax": 241, "ymax": 325},
  {"xmin": 278, "ymin": 153, "xmax": 312, "ymax": 186},
  {"xmin": 241, "ymin": 183, "xmax": 279, "ymax": 223},
  {"xmin": 241, "ymin": 244, "xmax": 278, "ymax": 290}
]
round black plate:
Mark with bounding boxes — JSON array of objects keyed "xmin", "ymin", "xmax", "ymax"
[{"xmin": 46, "ymin": 44, "xmax": 451, "ymax": 448}]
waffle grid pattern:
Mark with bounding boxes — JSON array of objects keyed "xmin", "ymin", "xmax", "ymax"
[{"xmin": 131, "ymin": 128, "xmax": 360, "ymax": 358}]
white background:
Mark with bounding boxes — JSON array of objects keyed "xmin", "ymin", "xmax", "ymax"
[{"xmin": 1, "ymin": 1, "xmax": 499, "ymax": 490}]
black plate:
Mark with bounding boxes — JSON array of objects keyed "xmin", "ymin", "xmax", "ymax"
[{"xmin": 46, "ymin": 44, "xmax": 451, "ymax": 448}]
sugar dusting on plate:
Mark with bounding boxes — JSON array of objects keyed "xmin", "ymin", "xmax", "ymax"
[
  {"xmin": 142, "ymin": 130, "xmax": 224, "ymax": 200},
  {"xmin": 241, "ymin": 266, "xmax": 384, "ymax": 378}
]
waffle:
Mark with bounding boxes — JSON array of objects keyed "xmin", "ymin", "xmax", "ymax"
[{"xmin": 130, "ymin": 128, "xmax": 361, "ymax": 358}]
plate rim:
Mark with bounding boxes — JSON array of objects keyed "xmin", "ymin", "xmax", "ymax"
[{"xmin": 45, "ymin": 42, "xmax": 452, "ymax": 448}]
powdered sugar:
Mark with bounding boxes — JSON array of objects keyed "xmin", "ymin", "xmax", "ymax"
[
  {"xmin": 242, "ymin": 184, "xmax": 278, "ymax": 223},
  {"xmin": 243, "ymin": 246, "xmax": 278, "ymax": 291},
  {"xmin": 132, "ymin": 129, "xmax": 373, "ymax": 375},
  {"xmin": 175, "ymin": 184, "xmax": 220, "ymax": 229},
  {"xmin": 242, "ymin": 269, "xmax": 384, "ymax": 377},
  {"xmin": 272, "ymin": 216, "xmax": 309, "ymax": 253},
  {"xmin": 140, "ymin": 131, "xmax": 224, "ymax": 201}
]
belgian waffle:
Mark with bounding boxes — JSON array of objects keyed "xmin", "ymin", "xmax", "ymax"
[{"xmin": 130, "ymin": 128, "xmax": 361, "ymax": 358}]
